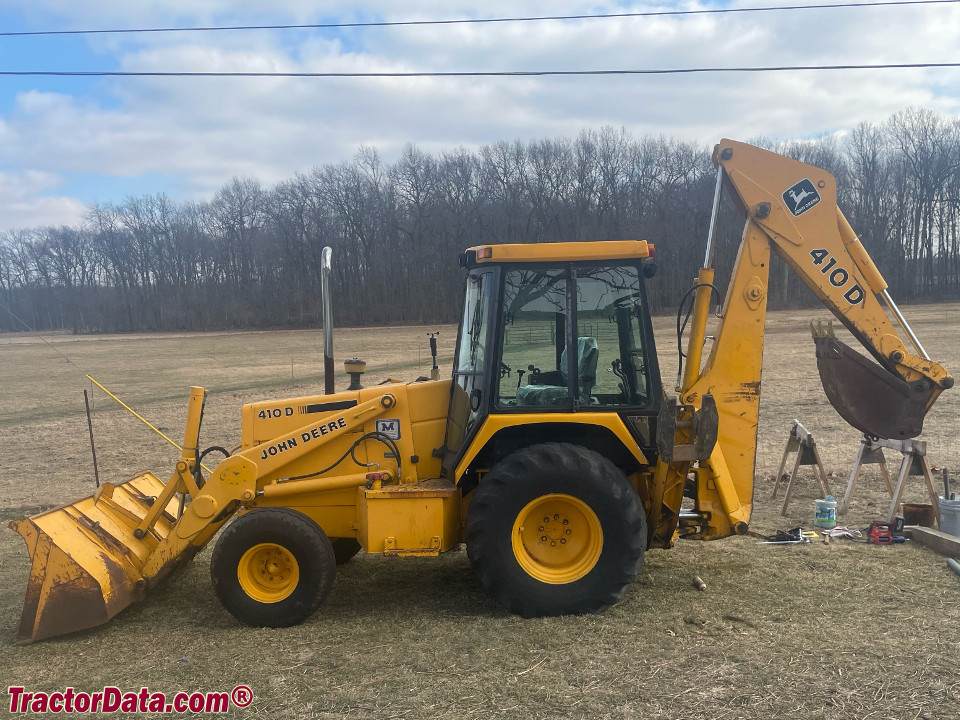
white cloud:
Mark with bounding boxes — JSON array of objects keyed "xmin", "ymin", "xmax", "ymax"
[
  {"xmin": 0, "ymin": 1, "xmax": 959, "ymax": 227},
  {"xmin": 0, "ymin": 171, "xmax": 87, "ymax": 230}
]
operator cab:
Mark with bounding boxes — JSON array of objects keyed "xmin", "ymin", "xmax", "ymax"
[{"xmin": 443, "ymin": 241, "xmax": 662, "ymax": 475}]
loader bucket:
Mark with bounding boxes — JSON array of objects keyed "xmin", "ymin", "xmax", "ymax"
[
  {"xmin": 814, "ymin": 335, "xmax": 935, "ymax": 440},
  {"xmin": 10, "ymin": 472, "xmax": 183, "ymax": 644}
]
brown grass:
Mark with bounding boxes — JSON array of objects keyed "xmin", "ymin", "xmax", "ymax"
[{"xmin": 0, "ymin": 306, "xmax": 958, "ymax": 719}]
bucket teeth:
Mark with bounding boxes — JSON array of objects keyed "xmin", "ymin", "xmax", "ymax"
[{"xmin": 810, "ymin": 320, "xmax": 836, "ymax": 339}]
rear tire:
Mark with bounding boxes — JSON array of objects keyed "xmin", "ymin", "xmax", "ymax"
[
  {"xmin": 466, "ymin": 443, "xmax": 646, "ymax": 617},
  {"xmin": 211, "ymin": 508, "xmax": 336, "ymax": 627}
]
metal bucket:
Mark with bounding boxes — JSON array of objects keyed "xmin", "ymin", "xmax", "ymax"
[
  {"xmin": 10, "ymin": 387, "xmax": 218, "ymax": 644},
  {"xmin": 10, "ymin": 472, "xmax": 185, "ymax": 644},
  {"xmin": 814, "ymin": 335, "xmax": 936, "ymax": 440},
  {"xmin": 940, "ymin": 497, "xmax": 960, "ymax": 537}
]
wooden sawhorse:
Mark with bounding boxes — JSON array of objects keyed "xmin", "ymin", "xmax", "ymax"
[
  {"xmin": 772, "ymin": 420, "xmax": 833, "ymax": 516},
  {"xmin": 839, "ymin": 435, "xmax": 940, "ymax": 526}
]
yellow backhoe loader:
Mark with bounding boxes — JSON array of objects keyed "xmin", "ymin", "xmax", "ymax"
[{"xmin": 11, "ymin": 140, "xmax": 952, "ymax": 643}]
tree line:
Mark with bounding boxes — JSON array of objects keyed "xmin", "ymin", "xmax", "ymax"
[{"xmin": 2, "ymin": 107, "xmax": 959, "ymax": 334}]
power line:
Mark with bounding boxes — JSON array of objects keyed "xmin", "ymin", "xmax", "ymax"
[
  {"xmin": 2, "ymin": 0, "xmax": 958, "ymax": 37},
  {"xmin": 0, "ymin": 63, "xmax": 958, "ymax": 78}
]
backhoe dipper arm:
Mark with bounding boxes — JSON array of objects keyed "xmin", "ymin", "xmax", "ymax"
[{"xmin": 661, "ymin": 139, "xmax": 951, "ymax": 544}]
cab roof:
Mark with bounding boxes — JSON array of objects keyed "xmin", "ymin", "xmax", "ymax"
[{"xmin": 460, "ymin": 240, "xmax": 654, "ymax": 268}]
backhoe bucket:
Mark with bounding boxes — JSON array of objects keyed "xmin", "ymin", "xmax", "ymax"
[
  {"xmin": 10, "ymin": 472, "xmax": 182, "ymax": 644},
  {"xmin": 814, "ymin": 335, "xmax": 935, "ymax": 440}
]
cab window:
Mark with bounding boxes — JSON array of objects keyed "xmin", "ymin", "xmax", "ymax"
[
  {"xmin": 575, "ymin": 265, "xmax": 652, "ymax": 407},
  {"xmin": 497, "ymin": 268, "xmax": 569, "ymax": 408}
]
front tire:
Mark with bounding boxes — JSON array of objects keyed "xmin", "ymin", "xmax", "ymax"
[
  {"xmin": 211, "ymin": 508, "xmax": 336, "ymax": 627},
  {"xmin": 466, "ymin": 443, "xmax": 646, "ymax": 617}
]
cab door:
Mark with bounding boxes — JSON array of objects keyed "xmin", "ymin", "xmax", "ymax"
[{"xmin": 442, "ymin": 268, "xmax": 496, "ymax": 474}]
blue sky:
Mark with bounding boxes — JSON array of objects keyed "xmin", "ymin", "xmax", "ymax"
[
  {"xmin": 0, "ymin": 0, "xmax": 958, "ymax": 230},
  {"xmin": 0, "ymin": 6, "xmax": 125, "ymax": 106}
]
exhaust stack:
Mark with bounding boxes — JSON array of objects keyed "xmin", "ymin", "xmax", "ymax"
[{"xmin": 321, "ymin": 246, "xmax": 334, "ymax": 394}]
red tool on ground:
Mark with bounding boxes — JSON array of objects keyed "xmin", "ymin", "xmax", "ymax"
[{"xmin": 867, "ymin": 521, "xmax": 905, "ymax": 544}]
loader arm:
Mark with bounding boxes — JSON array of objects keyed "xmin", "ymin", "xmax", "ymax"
[
  {"xmin": 11, "ymin": 390, "xmax": 397, "ymax": 643},
  {"xmin": 649, "ymin": 139, "xmax": 952, "ymax": 546}
]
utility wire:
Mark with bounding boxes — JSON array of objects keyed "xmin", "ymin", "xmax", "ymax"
[
  {"xmin": 2, "ymin": 0, "xmax": 958, "ymax": 37},
  {"xmin": 0, "ymin": 63, "xmax": 958, "ymax": 78}
]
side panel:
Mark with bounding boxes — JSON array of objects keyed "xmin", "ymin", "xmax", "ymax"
[
  {"xmin": 254, "ymin": 488, "xmax": 359, "ymax": 539},
  {"xmin": 358, "ymin": 480, "xmax": 460, "ymax": 555},
  {"xmin": 405, "ymin": 380, "xmax": 452, "ymax": 480}
]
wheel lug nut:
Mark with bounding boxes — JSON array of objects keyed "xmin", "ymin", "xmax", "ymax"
[
  {"xmin": 538, "ymin": 526, "xmax": 544, "ymax": 532},
  {"xmin": 543, "ymin": 516, "xmax": 550, "ymax": 523},
  {"xmin": 550, "ymin": 541, "xmax": 557, "ymax": 547},
  {"xmin": 554, "ymin": 514, "xmax": 560, "ymax": 520},
  {"xmin": 560, "ymin": 538, "xmax": 566, "ymax": 544},
  {"xmin": 541, "ymin": 535, "xmax": 548, "ymax": 541},
  {"xmin": 562, "ymin": 519, "xmax": 569, "ymax": 525},
  {"xmin": 565, "ymin": 529, "xmax": 572, "ymax": 535}
]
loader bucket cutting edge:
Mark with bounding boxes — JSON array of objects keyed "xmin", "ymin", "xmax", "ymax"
[
  {"xmin": 814, "ymin": 335, "xmax": 934, "ymax": 440},
  {"xmin": 10, "ymin": 471, "xmax": 182, "ymax": 644}
]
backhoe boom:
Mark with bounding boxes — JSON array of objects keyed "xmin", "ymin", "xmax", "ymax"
[{"xmin": 661, "ymin": 139, "xmax": 952, "ymax": 544}]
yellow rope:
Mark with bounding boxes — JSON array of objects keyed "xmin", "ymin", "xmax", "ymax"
[
  {"xmin": 0, "ymin": 302, "xmax": 216, "ymax": 475},
  {"xmin": 86, "ymin": 375, "xmax": 213, "ymax": 473}
]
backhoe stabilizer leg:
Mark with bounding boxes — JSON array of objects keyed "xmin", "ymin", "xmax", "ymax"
[{"xmin": 700, "ymin": 445, "xmax": 751, "ymax": 530}]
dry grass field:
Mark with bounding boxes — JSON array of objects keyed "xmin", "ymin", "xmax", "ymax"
[{"xmin": 0, "ymin": 304, "xmax": 958, "ymax": 719}]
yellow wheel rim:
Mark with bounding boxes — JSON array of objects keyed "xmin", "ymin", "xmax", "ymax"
[
  {"xmin": 511, "ymin": 493, "xmax": 603, "ymax": 584},
  {"xmin": 237, "ymin": 543, "xmax": 300, "ymax": 603}
]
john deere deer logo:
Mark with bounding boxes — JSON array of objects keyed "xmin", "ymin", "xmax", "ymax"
[{"xmin": 782, "ymin": 179, "xmax": 821, "ymax": 217}]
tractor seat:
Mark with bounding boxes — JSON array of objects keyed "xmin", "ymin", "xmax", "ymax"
[{"xmin": 515, "ymin": 337, "xmax": 599, "ymax": 406}]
